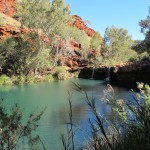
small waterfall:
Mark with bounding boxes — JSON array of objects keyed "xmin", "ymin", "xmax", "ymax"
[
  {"xmin": 90, "ymin": 67, "xmax": 95, "ymax": 79},
  {"xmin": 105, "ymin": 67, "xmax": 111, "ymax": 82}
]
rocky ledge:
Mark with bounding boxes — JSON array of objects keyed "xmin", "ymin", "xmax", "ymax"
[
  {"xmin": 72, "ymin": 15, "xmax": 95, "ymax": 37},
  {"xmin": 78, "ymin": 62, "xmax": 150, "ymax": 88}
]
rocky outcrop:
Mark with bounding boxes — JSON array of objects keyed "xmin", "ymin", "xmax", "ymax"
[
  {"xmin": 0, "ymin": 12, "xmax": 27, "ymax": 39},
  {"xmin": 110, "ymin": 63, "xmax": 150, "ymax": 87},
  {"xmin": 78, "ymin": 62, "xmax": 150, "ymax": 88},
  {"xmin": 78, "ymin": 67, "xmax": 108, "ymax": 79},
  {"xmin": 0, "ymin": 24, "xmax": 29, "ymax": 39},
  {"xmin": 72, "ymin": 15, "xmax": 95, "ymax": 37},
  {"xmin": 0, "ymin": 12, "xmax": 20, "ymax": 26},
  {"xmin": 0, "ymin": 0, "xmax": 16, "ymax": 16}
]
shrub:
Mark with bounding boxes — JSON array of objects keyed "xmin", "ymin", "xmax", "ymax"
[
  {"xmin": 72, "ymin": 71, "xmax": 80, "ymax": 78},
  {"xmin": 65, "ymin": 83, "xmax": 150, "ymax": 150},
  {"xmin": 0, "ymin": 75, "xmax": 12, "ymax": 85},
  {"xmin": 43, "ymin": 74, "xmax": 54, "ymax": 82},
  {"xmin": 14, "ymin": 76, "xmax": 26, "ymax": 85},
  {"xmin": 26, "ymin": 75, "xmax": 36, "ymax": 84},
  {"xmin": 52, "ymin": 66, "xmax": 70, "ymax": 80},
  {"xmin": 0, "ymin": 99, "xmax": 46, "ymax": 149}
]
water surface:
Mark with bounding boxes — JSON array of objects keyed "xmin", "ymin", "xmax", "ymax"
[{"xmin": 0, "ymin": 79, "xmax": 132, "ymax": 149}]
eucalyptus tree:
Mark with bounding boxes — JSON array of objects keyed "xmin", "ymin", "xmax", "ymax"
[
  {"xmin": 16, "ymin": 0, "xmax": 72, "ymax": 67},
  {"xmin": 0, "ymin": 33, "xmax": 42, "ymax": 75},
  {"xmin": 88, "ymin": 32, "xmax": 103, "ymax": 66},
  {"xmin": 138, "ymin": 7, "xmax": 150, "ymax": 54},
  {"xmin": 139, "ymin": 7, "xmax": 150, "ymax": 34},
  {"xmin": 103, "ymin": 26, "xmax": 136, "ymax": 65},
  {"xmin": 90, "ymin": 32, "xmax": 103, "ymax": 50},
  {"xmin": 45, "ymin": 0, "xmax": 71, "ymax": 66},
  {"xmin": 17, "ymin": 0, "xmax": 71, "ymax": 39},
  {"xmin": 16, "ymin": 0, "xmax": 93, "ymax": 67}
]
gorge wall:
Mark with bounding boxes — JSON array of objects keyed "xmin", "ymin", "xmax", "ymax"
[
  {"xmin": 72, "ymin": 15, "xmax": 95, "ymax": 37},
  {"xmin": 0, "ymin": 0, "xmax": 96, "ymax": 69},
  {"xmin": 0, "ymin": 0, "xmax": 95, "ymax": 39},
  {"xmin": 0, "ymin": 0, "xmax": 16, "ymax": 16}
]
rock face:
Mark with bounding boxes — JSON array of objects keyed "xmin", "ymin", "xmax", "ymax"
[
  {"xmin": 0, "ymin": 12, "xmax": 24, "ymax": 39},
  {"xmin": 72, "ymin": 15, "xmax": 95, "ymax": 37},
  {"xmin": 110, "ymin": 63, "xmax": 150, "ymax": 88},
  {"xmin": 0, "ymin": 0, "xmax": 16, "ymax": 16},
  {"xmin": 0, "ymin": 24, "xmax": 29, "ymax": 39},
  {"xmin": 79, "ymin": 63, "xmax": 150, "ymax": 88},
  {"xmin": 0, "ymin": 1, "xmax": 96, "ymax": 38},
  {"xmin": 78, "ymin": 67, "xmax": 108, "ymax": 79}
]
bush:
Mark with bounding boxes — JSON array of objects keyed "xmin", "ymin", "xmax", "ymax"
[
  {"xmin": 64, "ymin": 83, "xmax": 150, "ymax": 150},
  {"xmin": 73, "ymin": 71, "xmax": 80, "ymax": 78},
  {"xmin": 0, "ymin": 75, "xmax": 13, "ymax": 85},
  {"xmin": 13, "ymin": 76, "xmax": 26, "ymax": 85},
  {"xmin": 26, "ymin": 75, "xmax": 36, "ymax": 84},
  {"xmin": 52, "ymin": 66, "xmax": 70, "ymax": 80},
  {"xmin": 43, "ymin": 74, "xmax": 54, "ymax": 82},
  {"xmin": 0, "ymin": 99, "xmax": 46, "ymax": 149},
  {"xmin": 133, "ymin": 52, "xmax": 149, "ymax": 62}
]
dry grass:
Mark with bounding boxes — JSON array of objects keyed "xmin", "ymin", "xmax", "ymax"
[{"xmin": 0, "ymin": 13, "xmax": 21, "ymax": 27}]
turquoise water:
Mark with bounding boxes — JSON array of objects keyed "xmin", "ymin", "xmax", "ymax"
[{"xmin": 0, "ymin": 79, "xmax": 132, "ymax": 149}]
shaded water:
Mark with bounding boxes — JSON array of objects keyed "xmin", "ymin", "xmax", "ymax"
[{"xmin": 0, "ymin": 79, "xmax": 132, "ymax": 149}]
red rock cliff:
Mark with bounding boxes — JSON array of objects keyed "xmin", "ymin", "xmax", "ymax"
[
  {"xmin": 0, "ymin": 0, "xmax": 16, "ymax": 16},
  {"xmin": 0, "ymin": 1, "xmax": 96, "ymax": 38},
  {"xmin": 72, "ymin": 15, "xmax": 95, "ymax": 37}
]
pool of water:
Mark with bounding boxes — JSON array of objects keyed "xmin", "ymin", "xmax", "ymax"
[{"xmin": 0, "ymin": 79, "xmax": 133, "ymax": 149}]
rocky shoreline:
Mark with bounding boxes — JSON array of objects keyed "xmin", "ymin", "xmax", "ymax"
[{"xmin": 78, "ymin": 63, "xmax": 150, "ymax": 88}]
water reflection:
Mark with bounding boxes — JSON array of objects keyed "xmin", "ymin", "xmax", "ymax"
[{"xmin": 56, "ymin": 103, "xmax": 88, "ymax": 125}]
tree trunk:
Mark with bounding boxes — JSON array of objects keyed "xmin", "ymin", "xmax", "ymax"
[{"xmin": 55, "ymin": 44, "xmax": 59, "ymax": 66}]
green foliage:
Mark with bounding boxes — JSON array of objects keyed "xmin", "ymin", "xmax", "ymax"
[
  {"xmin": 0, "ymin": 99, "xmax": 46, "ymax": 150},
  {"xmin": 135, "ymin": 7, "xmax": 150, "ymax": 54},
  {"xmin": 52, "ymin": 66, "xmax": 70, "ymax": 80},
  {"xmin": 130, "ymin": 51, "xmax": 149, "ymax": 62},
  {"xmin": 104, "ymin": 26, "xmax": 133, "ymax": 50},
  {"xmin": 102, "ymin": 26, "xmax": 137, "ymax": 66},
  {"xmin": 35, "ymin": 49, "xmax": 52, "ymax": 70},
  {"xmin": 17, "ymin": 0, "xmax": 71, "ymax": 38},
  {"xmin": 0, "ymin": 34, "xmax": 41, "ymax": 75},
  {"xmin": 26, "ymin": 75, "xmax": 36, "ymax": 84},
  {"xmin": 67, "ymin": 83, "xmax": 150, "ymax": 150},
  {"xmin": 16, "ymin": 0, "xmax": 77, "ymax": 67},
  {"xmin": 73, "ymin": 71, "xmax": 80, "ymax": 78},
  {"xmin": 16, "ymin": 0, "xmax": 50, "ymax": 29},
  {"xmin": 139, "ymin": 7, "xmax": 150, "ymax": 34},
  {"xmin": 0, "ymin": 13, "xmax": 21, "ymax": 27},
  {"xmin": 0, "ymin": 75, "xmax": 12, "ymax": 85},
  {"xmin": 13, "ymin": 76, "xmax": 26, "ymax": 85},
  {"xmin": 9, "ymin": 74, "xmax": 54, "ymax": 85},
  {"xmin": 143, "ymin": 84, "xmax": 150, "ymax": 107},
  {"xmin": 43, "ymin": 74, "xmax": 54, "ymax": 82},
  {"xmin": 90, "ymin": 32, "xmax": 103, "ymax": 50},
  {"xmin": 68, "ymin": 26, "xmax": 91, "ymax": 48},
  {"xmin": 132, "ymin": 40, "xmax": 148, "ymax": 54}
]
